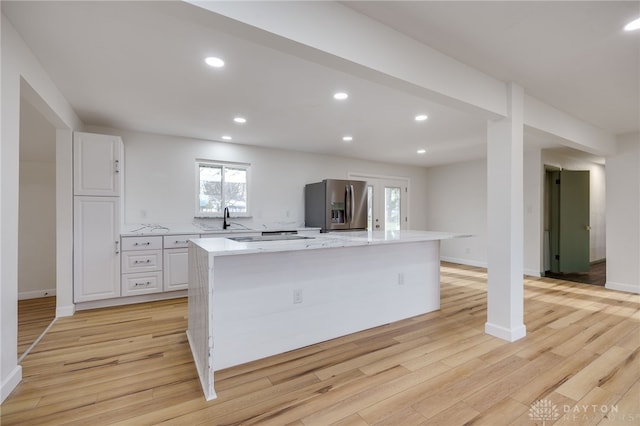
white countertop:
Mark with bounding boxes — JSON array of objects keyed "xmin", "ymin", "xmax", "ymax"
[
  {"xmin": 121, "ymin": 221, "xmax": 318, "ymax": 237},
  {"xmin": 191, "ymin": 230, "xmax": 469, "ymax": 256}
]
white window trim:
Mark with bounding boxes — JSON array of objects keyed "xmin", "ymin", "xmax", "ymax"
[{"xmin": 195, "ymin": 159, "xmax": 251, "ymax": 218}]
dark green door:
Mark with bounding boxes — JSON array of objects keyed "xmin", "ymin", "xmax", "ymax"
[{"xmin": 559, "ymin": 170, "xmax": 590, "ymax": 273}]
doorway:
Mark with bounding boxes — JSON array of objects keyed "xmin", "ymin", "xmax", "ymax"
[
  {"xmin": 17, "ymin": 94, "xmax": 58, "ymax": 359},
  {"xmin": 351, "ymin": 174, "xmax": 408, "ymax": 232},
  {"xmin": 543, "ymin": 167, "xmax": 605, "ymax": 285}
]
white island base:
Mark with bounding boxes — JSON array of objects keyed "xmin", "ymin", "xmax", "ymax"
[{"xmin": 187, "ymin": 231, "xmax": 458, "ymax": 400}]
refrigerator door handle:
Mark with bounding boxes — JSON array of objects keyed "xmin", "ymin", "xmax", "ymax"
[
  {"xmin": 350, "ymin": 184, "xmax": 355, "ymax": 225},
  {"xmin": 345, "ymin": 185, "xmax": 351, "ymax": 223}
]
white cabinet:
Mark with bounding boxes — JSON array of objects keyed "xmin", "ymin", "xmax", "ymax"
[
  {"xmin": 73, "ymin": 132, "xmax": 123, "ymax": 304},
  {"xmin": 164, "ymin": 249, "xmax": 189, "ymax": 291},
  {"xmin": 74, "ymin": 197, "xmax": 121, "ymax": 302},
  {"xmin": 162, "ymin": 235, "xmax": 192, "ymax": 291},
  {"xmin": 74, "ymin": 132, "xmax": 122, "ymax": 196},
  {"xmin": 121, "ymin": 236, "xmax": 163, "ymax": 296}
]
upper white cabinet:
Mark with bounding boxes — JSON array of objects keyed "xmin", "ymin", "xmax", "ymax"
[{"xmin": 74, "ymin": 132, "xmax": 123, "ymax": 196}]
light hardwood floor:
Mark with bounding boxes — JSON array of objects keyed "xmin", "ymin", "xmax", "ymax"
[
  {"xmin": 17, "ymin": 296, "xmax": 56, "ymax": 358},
  {"xmin": 1, "ymin": 263, "xmax": 638, "ymax": 425}
]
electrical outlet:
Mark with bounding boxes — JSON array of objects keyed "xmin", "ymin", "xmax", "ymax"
[
  {"xmin": 293, "ymin": 289, "xmax": 303, "ymax": 304},
  {"xmin": 398, "ymin": 272, "xmax": 405, "ymax": 285}
]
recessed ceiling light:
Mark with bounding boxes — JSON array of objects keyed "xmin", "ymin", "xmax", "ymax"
[
  {"xmin": 334, "ymin": 92, "xmax": 349, "ymax": 100},
  {"xmin": 342, "ymin": 136, "xmax": 353, "ymax": 142},
  {"xmin": 417, "ymin": 149, "xmax": 427, "ymax": 154},
  {"xmin": 222, "ymin": 135, "xmax": 232, "ymax": 141},
  {"xmin": 205, "ymin": 56, "xmax": 225, "ymax": 68},
  {"xmin": 233, "ymin": 117, "xmax": 246, "ymax": 124},
  {"xmin": 415, "ymin": 114, "xmax": 428, "ymax": 121},
  {"xmin": 624, "ymin": 17, "xmax": 640, "ymax": 31}
]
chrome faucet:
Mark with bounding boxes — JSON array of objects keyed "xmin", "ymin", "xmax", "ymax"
[{"xmin": 223, "ymin": 207, "xmax": 230, "ymax": 229}]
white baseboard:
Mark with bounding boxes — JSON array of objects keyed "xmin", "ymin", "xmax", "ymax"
[
  {"xmin": 74, "ymin": 290, "xmax": 187, "ymax": 311},
  {"xmin": 56, "ymin": 304, "xmax": 75, "ymax": 317},
  {"xmin": 605, "ymin": 281, "xmax": 640, "ymax": 294},
  {"xmin": 524, "ymin": 269, "xmax": 542, "ymax": 278},
  {"xmin": 440, "ymin": 256, "xmax": 487, "ymax": 268},
  {"xmin": 485, "ymin": 322, "xmax": 527, "ymax": 342},
  {"xmin": 18, "ymin": 288, "xmax": 56, "ymax": 300},
  {"xmin": 1, "ymin": 364, "xmax": 22, "ymax": 404}
]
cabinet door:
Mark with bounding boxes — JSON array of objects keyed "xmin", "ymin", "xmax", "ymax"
[
  {"xmin": 164, "ymin": 248, "xmax": 189, "ymax": 291},
  {"xmin": 74, "ymin": 197, "xmax": 121, "ymax": 302},
  {"xmin": 74, "ymin": 132, "xmax": 122, "ymax": 196}
]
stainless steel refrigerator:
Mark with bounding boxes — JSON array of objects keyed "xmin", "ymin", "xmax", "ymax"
[{"xmin": 305, "ymin": 179, "xmax": 368, "ymax": 231}]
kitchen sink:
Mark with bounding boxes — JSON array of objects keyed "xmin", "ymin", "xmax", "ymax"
[{"xmin": 228, "ymin": 235, "xmax": 315, "ymax": 242}]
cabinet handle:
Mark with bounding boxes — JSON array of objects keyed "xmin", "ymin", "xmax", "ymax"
[
  {"xmin": 134, "ymin": 281, "xmax": 151, "ymax": 287},
  {"xmin": 175, "ymin": 240, "xmax": 189, "ymax": 244},
  {"xmin": 115, "ymin": 241, "xmax": 120, "ymax": 254},
  {"xmin": 134, "ymin": 259, "xmax": 151, "ymax": 264},
  {"xmin": 114, "ymin": 159, "xmax": 120, "ymax": 174},
  {"xmin": 134, "ymin": 242, "xmax": 151, "ymax": 246}
]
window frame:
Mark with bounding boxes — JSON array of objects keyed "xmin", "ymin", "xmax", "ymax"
[{"xmin": 194, "ymin": 159, "xmax": 251, "ymax": 218}]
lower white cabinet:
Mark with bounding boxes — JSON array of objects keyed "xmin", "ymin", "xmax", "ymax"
[
  {"xmin": 122, "ymin": 271, "xmax": 163, "ymax": 296},
  {"xmin": 120, "ymin": 236, "xmax": 163, "ymax": 296},
  {"xmin": 74, "ymin": 196, "xmax": 121, "ymax": 302},
  {"xmin": 164, "ymin": 248, "xmax": 189, "ymax": 291},
  {"xmin": 162, "ymin": 235, "xmax": 192, "ymax": 291}
]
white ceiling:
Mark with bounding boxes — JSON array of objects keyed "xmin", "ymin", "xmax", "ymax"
[
  {"xmin": 343, "ymin": 1, "xmax": 640, "ymax": 136},
  {"xmin": 4, "ymin": 1, "xmax": 638, "ymax": 167}
]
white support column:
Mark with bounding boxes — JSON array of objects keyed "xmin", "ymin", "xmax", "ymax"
[{"xmin": 485, "ymin": 83, "xmax": 527, "ymax": 342}]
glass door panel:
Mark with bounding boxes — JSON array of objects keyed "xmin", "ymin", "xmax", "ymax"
[{"xmin": 384, "ymin": 186, "xmax": 402, "ymax": 231}]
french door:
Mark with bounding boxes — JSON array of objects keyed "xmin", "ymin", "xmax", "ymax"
[{"xmin": 365, "ymin": 178, "xmax": 408, "ymax": 231}]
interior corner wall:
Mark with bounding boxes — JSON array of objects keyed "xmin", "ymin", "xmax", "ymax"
[
  {"xmin": 606, "ymin": 134, "xmax": 640, "ymax": 293},
  {"xmin": 1, "ymin": 13, "xmax": 81, "ymax": 403}
]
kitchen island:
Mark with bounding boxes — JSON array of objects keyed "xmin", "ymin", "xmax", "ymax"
[{"xmin": 187, "ymin": 230, "xmax": 464, "ymax": 400}]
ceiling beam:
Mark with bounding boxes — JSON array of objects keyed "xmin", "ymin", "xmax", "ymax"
[{"xmin": 187, "ymin": 0, "xmax": 507, "ymax": 120}]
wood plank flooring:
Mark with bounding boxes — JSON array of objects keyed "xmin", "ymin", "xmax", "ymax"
[
  {"xmin": 2, "ymin": 263, "xmax": 638, "ymax": 425},
  {"xmin": 17, "ymin": 296, "xmax": 56, "ymax": 358}
]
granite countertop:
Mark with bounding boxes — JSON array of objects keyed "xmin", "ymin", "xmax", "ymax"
[{"xmin": 191, "ymin": 230, "xmax": 470, "ymax": 256}]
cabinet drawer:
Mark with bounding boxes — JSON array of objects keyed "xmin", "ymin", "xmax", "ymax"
[
  {"xmin": 163, "ymin": 235, "xmax": 195, "ymax": 249},
  {"xmin": 121, "ymin": 250, "xmax": 162, "ymax": 273},
  {"xmin": 121, "ymin": 236, "xmax": 162, "ymax": 251},
  {"xmin": 121, "ymin": 271, "xmax": 162, "ymax": 296}
]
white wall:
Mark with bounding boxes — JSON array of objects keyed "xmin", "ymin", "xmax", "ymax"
[
  {"xmin": 424, "ymin": 146, "xmax": 603, "ymax": 278},
  {"xmin": 542, "ymin": 150, "xmax": 607, "ymax": 262},
  {"xmin": 86, "ymin": 126, "xmax": 431, "ymax": 230},
  {"xmin": 18, "ymin": 99, "xmax": 57, "ymax": 299},
  {"xmin": 606, "ymin": 133, "xmax": 640, "ymax": 293},
  {"xmin": 1, "ymin": 14, "xmax": 82, "ymax": 403},
  {"xmin": 523, "ymin": 148, "xmax": 544, "ymax": 276},
  {"xmin": 18, "ymin": 162, "xmax": 56, "ymax": 298},
  {"xmin": 425, "ymin": 159, "xmax": 487, "ymax": 267}
]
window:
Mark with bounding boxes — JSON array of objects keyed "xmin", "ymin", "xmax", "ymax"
[{"xmin": 196, "ymin": 160, "xmax": 250, "ymax": 217}]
